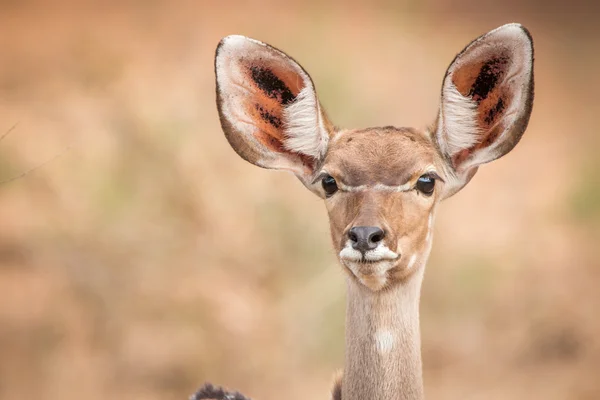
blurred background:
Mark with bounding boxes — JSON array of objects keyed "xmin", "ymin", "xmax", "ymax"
[{"xmin": 0, "ymin": 1, "xmax": 599, "ymax": 399}]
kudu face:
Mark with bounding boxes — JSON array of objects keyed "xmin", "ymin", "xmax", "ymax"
[
  {"xmin": 319, "ymin": 127, "xmax": 445, "ymax": 290},
  {"xmin": 214, "ymin": 24, "xmax": 534, "ymax": 292}
]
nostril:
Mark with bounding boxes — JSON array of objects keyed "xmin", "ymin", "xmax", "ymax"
[
  {"xmin": 348, "ymin": 230, "xmax": 358, "ymax": 243},
  {"xmin": 370, "ymin": 233, "xmax": 383, "ymax": 243},
  {"xmin": 368, "ymin": 228, "xmax": 385, "ymax": 245}
]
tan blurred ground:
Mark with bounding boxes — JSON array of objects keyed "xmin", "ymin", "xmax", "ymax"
[{"xmin": 0, "ymin": 1, "xmax": 599, "ymax": 399}]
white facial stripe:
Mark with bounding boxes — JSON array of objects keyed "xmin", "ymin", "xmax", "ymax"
[
  {"xmin": 426, "ymin": 214, "xmax": 434, "ymax": 243},
  {"xmin": 371, "ymin": 182, "xmax": 413, "ymax": 192},
  {"xmin": 337, "ymin": 182, "xmax": 412, "ymax": 193},
  {"xmin": 406, "ymin": 253, "xmax": 417, "ymax": 270},
  {"xmin": 337, "ymin": 182, "xmax": 368, "ymax": 193}
]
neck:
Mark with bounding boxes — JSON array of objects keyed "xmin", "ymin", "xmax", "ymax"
[{"xmin": 342, "ymin": 267, "xmax": 425, "ymax": 400}]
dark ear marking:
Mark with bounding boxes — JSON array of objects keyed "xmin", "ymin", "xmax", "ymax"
[
  {"xmin": 484, "ymin": 96, "xmax": 505, "ymax": 125},
  {"xmin": 254, "ymin": 103, "xmax": 282, "ymax": 128},
  {"xmin": 249, "ymin": 65, "xmax": 296, "ymax": 105},
  {"xmin": 467, "ymin": 56, "xmax": 509, "ymax": 102}
]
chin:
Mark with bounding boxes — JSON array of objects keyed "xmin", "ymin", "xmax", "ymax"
[{"xmin": 341, "ymin": 259, "xmax": 399, "ymax": 292}]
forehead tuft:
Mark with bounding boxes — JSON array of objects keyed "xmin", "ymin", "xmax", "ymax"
[{"xmin": 325, "ymin": 127, "xmax": 438, "ymax": 185}]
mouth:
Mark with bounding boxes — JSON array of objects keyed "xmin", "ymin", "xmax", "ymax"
[
  {"xmin": 338, "ymin": 243, "xmax": 400, "ymax": 291},
  {"xmin": 350, "ymin": 259, "xmax": 384, "ymax": 264},
  {"xmin": 341, "ymin": 258, "xmax": 399, "ymax": 274}
]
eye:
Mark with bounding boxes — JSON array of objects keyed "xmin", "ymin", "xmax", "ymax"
[
  {"xmin": 416, "ymin": 174, "xmax": 435, "ymax": 196},
  {"xmin": 322, "ymin": 175, "xmax": 338, "ymax": 197}
]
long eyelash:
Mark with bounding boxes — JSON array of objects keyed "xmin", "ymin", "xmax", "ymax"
[
  {"xmin": 424, "ymin": 171, "xmax": 444, "ymax": 183},
  {"xmin": 311, "ymin": 172, "xmax": 328, "ymax": 185}
]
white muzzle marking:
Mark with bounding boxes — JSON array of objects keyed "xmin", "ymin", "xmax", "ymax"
[{"xmin": 339, "ymin": 241, "xmax": 398, "ymax": 262}]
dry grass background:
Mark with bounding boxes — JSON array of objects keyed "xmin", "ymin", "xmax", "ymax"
[{"xmin": 0, "ymin": 1, "xmax": 599, "ymax": 399}]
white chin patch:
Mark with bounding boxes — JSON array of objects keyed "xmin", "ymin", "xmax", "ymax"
[{"xmin": 344, "ymin": 260, "xmax": 393, "ymax": 291}]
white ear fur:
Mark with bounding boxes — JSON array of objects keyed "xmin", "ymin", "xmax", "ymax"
[
  {"xmin": 283, "ymin": 85, "xmax": 329, "ymax": 159},
  {"xmin": 437, "ymin": 82, "xmax": 482, "ymax": 157},
  {"xmin": 215, "ymin": 35, "xmax": 329, "ymax": 175}
]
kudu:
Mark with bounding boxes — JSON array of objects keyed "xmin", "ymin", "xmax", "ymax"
[{"xmin": 194, "ymin": 23, "xmax": 534, "ymax": 400}]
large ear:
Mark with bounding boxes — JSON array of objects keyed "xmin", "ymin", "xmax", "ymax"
[
  {"xmin": 215, "ymin": 35, "xmax": 331, "ymax": 184},
  {"xmin": 434, "ymin": 23, "xmax": 534, "ymax": 197}
]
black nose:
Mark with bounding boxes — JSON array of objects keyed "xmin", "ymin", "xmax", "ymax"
[{"xmin": 348, "ymin": 226, "xmax": 385, "ymax": 253}]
